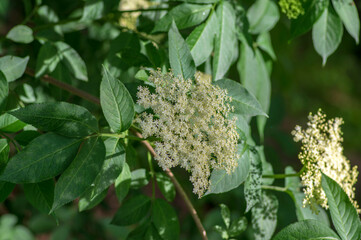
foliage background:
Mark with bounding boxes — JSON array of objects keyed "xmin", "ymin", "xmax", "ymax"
[{"xmin": 0, "ymin": 0, "xmax": 361, "ymax": 239}]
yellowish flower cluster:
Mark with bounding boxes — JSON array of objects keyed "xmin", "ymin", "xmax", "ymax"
[
  {"xmin": 292, "ymin": 110, "xmax": 359, "ymax": 212},
  {"xmin": 136, "ymin": 70, "xmax": 239, "ymax": 197},
  {"xmin": 279, "ymin": 0, "xmax": 305, "ymax": 19}
]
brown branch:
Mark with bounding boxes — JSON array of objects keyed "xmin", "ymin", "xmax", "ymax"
[
  {"xmin": 23, "ymin": 68, "xmax": 208, "ymax": 239},
  {"xmin": 25, "ymin": 68, "xmax": 100, "ymax": 105}
]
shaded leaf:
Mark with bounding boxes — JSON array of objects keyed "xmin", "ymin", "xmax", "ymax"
[
  {"xmin": 155, "ymin": 172, "xmax": 176, "ymax": 202},
  {"xmin": 0, "ymin": 133, "xmax": 81, "ymax": 183},
  {"xmin": 78, "ymin": 188, "xmax": 108, "ymax": 212},
  {"xmin": 52, "ymin": 137, "xmax": 106, "ymax": 211},
  {"xmin": 244, "ymin": 149, "xmax": 262, "ymax": 213},
  {"xmin": 130, "ymin": 169, "xmax": 149, "ymax": 189},
  {"xmin": 100, "ymin": 66, "xmax": 135, "ymax": 132},
  {"xmin": 35, "ymin": 42, "xmax": 60, "ymax": 78},
  {"xmin": 0, "ymin": 113, "xmax": 26, "ymax": 133},
  {"xmin": 0, "ymin": 181, "xmax": 15, "ymax": 202},
  {"xmin": 115, "ymin": 162, "xmax": 131, "ymax": 202},
  {"xmin": 220, "ymin": 204, "xmax": 230, "ymax": 228},
  {"xmin": 111, "ymin": 194, "xmax": 151, "ymax": 226},
  {"xmin": 0, "ymin": 71, "xmax": 7, "ymax": 112},
  {"xmin": 256, "ymin": 32, "xmax": 276, "ymax": 60},
  {"xmin": 0, "ymin": 139, "xmax": 9, "ymax": 171},
  {"xmin": 23, "ymin": 179, "xmax": 54, "ymax": 213},
  {"xmin": 10, "ymin": 102, "xmax": 98, "ymax": 137},
  {"xmin": 229, "ymin": 216, "xmax": 247, "ymax": 237},
  {"xmin": 152, "ymin": 198, "xmax": 180, "ymax": 240},
  {"xmin": 247, "ymin": 0, "xmax": 279, "ymax": 34}
]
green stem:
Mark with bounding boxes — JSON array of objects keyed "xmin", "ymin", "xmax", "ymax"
[
  {"xmin": 112, "ymin": 7, "xmax": 170, "ymax": 16},
  {"xmin": 148, "ymin": 152, "xmax": 156, "ymax": 200},
  {"xmin": 262, "ymin": 165, "xmax": 306, "ymax": 179},
  {"xmin": 261, "ymin": 185, "xmax": 296, "ymax": 202},
  {"xmin": 98, "ymin": 132, "xmax": 146, "ymax": 141},
  {"xmin": 0, "ymin": 132, "xmax": 21, "ymax": 153}
]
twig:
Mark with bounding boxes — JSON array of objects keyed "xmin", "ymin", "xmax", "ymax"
[
  {"xmin": 22, "ymin": 69, "xmax": 208, "ymax": 240},
  {"xmin": 25, "ymin": 68, "xmax": 100, "ymax": 105}
]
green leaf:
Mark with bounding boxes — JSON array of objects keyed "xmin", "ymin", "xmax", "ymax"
[
  {"xmin": 332, "ymin": 0, "xmax": 360, "ymax": 44},
  {"xmin": 81, "ymin": 0, "xmax": 104, "ymax": 21},
  {"xmin": 52, "ymin": 137, "xmax": 106, "ymax": 211},
  {"xmin": 78, "ymin": 188, "xmax": 108, "ymax": 212},
  {"xmin": 152, "ymin": 198, "xmax": 180, "ymax": 240},
  {"xmin": 257, "ymin": 146, "xmax": 274, "ymax": 186},
  {"xmin": 10, "ymin": 102, "xmax": 98, "ymax": 137},
  {"xmin": 115, "ymin": 162, "xmax": 131, "ymax": 202},
  {"xmin": 14, "ymin": 131, "xmax": 41, "ymax": 146},
  {"xmin": 155, "ymin": 172, "xmax": 176, "ymax": 202},
  {"xmin": 238, "ymin": 43, "xmax": 271, "ymax": 140},
  {"xmin": 290, "ymin": 0, "xmax": 329, "ymax": 38},
  {"xmin": 0, "ymin": 139, "xmax": 9, "ymax": 171},
  {"xmin": 220, "ymin": 204, "xmax": 231, "ymax": 228},
  {"xmin": 0, "ymin": 55, "xmax": 29, "ymax": 82},
  {"xmin": 321, "ymin": 173, "xmax": 361, "ymax": 240},
  {"xmin": 168, "ymin": 21, "xmax": 196, "ymax": 80},
  {"xmin": 186, "ymin": 10, "xmax": 217, "ymax": 66},
  {"xmin": 229, "ymin": 216, "xmax": 247, "ymax": 237},
  {"xmin": 251, "ymin": 192, "xmax": 278, "ymax": 240},
  {"xmin": 0, "ymin": 71, "xmax": 8, "ymax": 112},
  {"xmin": 100, "ymin": 67, "xmax": 135, "ymax": 132},
  {"xmin": 111, "ymin": 194, "xmax": 151, "ymax": 226},
  {"xmin": 206, "ymin": 145, "xmax": 249, "ymax": 195},
  {"xmin": 145, "ymin": 223, "xmax": 163, "ymax": 240},
  {"xmin": 153, "ymin": 3, "xmax": 212, "ymax": 32},
  {"xmin": 54, "ymin": 41, "xmax": 88, "ymax": 81},
  {"xmin": 35, "ymin": 42, "xmax": 60, "ymax": 78},
  {"xmin": 0, "ymin": 133, "xmax": 81, "ymax": 183},
  {"xmin": 79, "ymin": 138, "xmax": 125, "ymax": 209},
  {"xmin": 256, "ymin": 32, "xmax": 276, "ymax": 60},
  {"xmin": 244, "ymin": 149, "xmax": 262, "ymax": 213},
  {"xmin": 312, "ymin": 6, "xmax": 343, "ymax": 65},
  {"xmin": 247, "ymin": 0, "xmax": 279, "ymax": 34},
  {"xmin": 213, "ymin": 1, "xmax": 237, "ymax": 80},
  {"xmin": 130, "ymin": 169, "xmax": 149, "ymax": 189},
  {"xmin": 0, "ymin": 113, "xmax": 26, "ymax": 133},
  {"xmin": 6, "ymin": 25, "xmax": 34, "ymax": 44},
  {"xmin": 0, "ymin": 181, "xmax": 15, "ymax": 202},
  {"xmin": 215, "ymin": 79, "xmax": 267, "ymax": 117},
  {"xmin": 23, "ymin": 179, "xmax": 54, "ymax": 213},
  {"xmin": 177, "ymin": 0, "xmax": 219, "ymax": 3},
  {"xmin": 273, "ymin": 219, "xmax": 340, "ymax": 240}
]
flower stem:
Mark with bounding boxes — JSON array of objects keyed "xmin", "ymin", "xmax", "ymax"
[{"xmin": 262, "ymin": 165, "xmax": 306, "ymax": 179}]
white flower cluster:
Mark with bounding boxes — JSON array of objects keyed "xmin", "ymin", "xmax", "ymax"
[
  {"xmin": 136, "ymin": 70, "xmax": 239, "ymax": 197},
  {"xmin": 292, "ymin": 109, "xmax": 359, "ymax": 212}
]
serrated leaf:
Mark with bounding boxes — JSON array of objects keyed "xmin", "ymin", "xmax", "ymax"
[
  {"xmin": 0, "ymin": 71, "xmax": 7, "ymax": 112},
  {"xmin": 153, "ymin": 3, "xmax": 212, "ymax": 32},
  {"xmin": 79, "ymin": 138, "xmax": 125, "ymax": 210},
  {"xmin": 0, "ymin": 55, "xmax": 29, "ymax": 82},
  {"xmin": 273, "ymin": 219, "xmax": 340, "ymax": 240},
  {"xmin": 10, "ymin": 102, "xmax": 98, "ymax": 137},
  {"xmin": 332, "ymin": 0, "xmax": 360, "ymax": 44},
  {"xmin": 23, "ymin": 179, "xmax": 54, "ymax": 213},
  {"xmin": 100, "ymin": 66, "xmax": 135, "ymax": 132},
  {"xmin": 152, "ymin": 198, "xmax": 180, "ymax": 240},
  {"xmin": 321, "ymin": 173, "xmax": 361, "ymax": 240},
  {"xmin": 244, "ymin": 149, "xmax": 262, "ymax": 213},
  {"xmin": 0, "ymin": 181, "xmax": 15, "ymax": 202},
  {"xmin": 290, "ymin": 0, "xmax": 329, "ymax": 38},
  {"xmin": 215, "ymin": 79, "xmax": 267, "ymax": 117},
  {"xmin": 168, "ymin": 21, "xmax": 196, "ymax": 80},
  {"xmin": 0, "ymin": 133, "xmax": 81, "ymax": 183},
  {"xmin": 251, "ymin": 192, "xmax": 278, "ymax": 240},
  {"xmin": 186, "ymin": 10, "xmax": 217, "ymax": 66},
  {"xmin": 220, "ymin": 204, "xmax": 231, "ymax": 228},
  {"xmin": 312, "ymin": 6, "xmax": 343, "ymax": 65},
  {"xmin": 6, "ymin": 25, "xmax": 34, "ymax": 44},
  {"xmin": 0, "ymin": 113, "xmax": 26, "ymax": 133},
  {"xmin": 206, "ymin": 145, "xmax": 249, "ymax": 195},
  {"xmin": 115, "ymin": 162, "xmax": 131, "ymax": 202},
  {"xmin": 238, "ymin": 43, "xmax": 271, "ymax": 140},
  {"xmin": 247, "ymin": 0, "xmax": 279, "ymax": 34},
  {"xmin": 52, "ymin": 137, "xmax": 106, "ymax": 211},
  {"xmin": 213, "ymin": 1, "xmax": 237, "ymax": 80},
  {"xmin": 111, "ymin": 194, "xmax": 151, "ymax": 226},
  {"xmin": 155, "ymin": 172, "xmax": 176, "ymax": 202}
]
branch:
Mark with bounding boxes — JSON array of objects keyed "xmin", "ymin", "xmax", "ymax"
[{"xmin": 23, "ymin": 69, "xmax": 208, "ymax": 240}]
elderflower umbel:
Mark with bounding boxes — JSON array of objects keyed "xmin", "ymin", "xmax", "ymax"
[
  {"xmin": 136, "ymin": 70, "xmax": 239, "ymax": 197},
  {"xmin": 279, "ymin": 0, "xmax": 305, "ymax": 19},
  {"xmin": 292, "ymin": 109, "xmax": 359, "ymax": 212}
]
